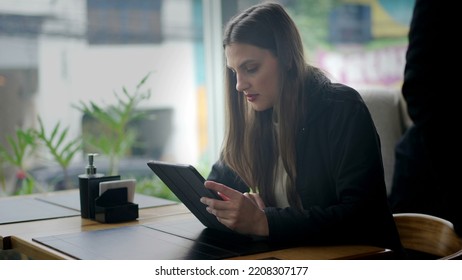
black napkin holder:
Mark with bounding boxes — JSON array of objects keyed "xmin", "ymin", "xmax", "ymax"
[{"xmin": 94, "ymin": 187, "xmax": 138, "ymax": 223}]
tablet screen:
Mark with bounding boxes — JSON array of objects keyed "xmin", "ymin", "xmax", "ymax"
[{"xmin": 147, "ymin": 160, "xmax": 231, "ymax": 232}]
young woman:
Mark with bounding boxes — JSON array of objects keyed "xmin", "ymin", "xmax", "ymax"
[{"xmin": 200, "ymin": 2, "xmax": 404, "ymax": 256}]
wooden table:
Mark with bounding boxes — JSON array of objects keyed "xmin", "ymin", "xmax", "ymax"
[
  {"xmin": 1, "ymin": 191, "xmax": 394, "ymax": 260},
  {"xmin": 2, "ymin": 204, "xmax": 192, "ymax": 259}
]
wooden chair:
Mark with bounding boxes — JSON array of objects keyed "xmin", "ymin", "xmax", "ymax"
[{"xmin": 393, "ymin": 213, "xmax": 462, "ymax": 259}]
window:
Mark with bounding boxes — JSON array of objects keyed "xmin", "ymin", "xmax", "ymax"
[{"xmin": 0, "ymin": 0, "xmax": 414, "ymax": 195}]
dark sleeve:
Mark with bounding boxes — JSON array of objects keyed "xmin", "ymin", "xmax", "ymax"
[{"xmin": 207, "ymin": 160, "xmax": 250, "ymax": 194}]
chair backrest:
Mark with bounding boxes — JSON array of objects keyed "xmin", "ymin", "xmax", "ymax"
[
  {"xmin": 359, "ymin": 89, "xmax": 411, "ymax": 195},
  {"xmin": 393, "ymin": 213, "xmax": 462, "ymax": 259}
]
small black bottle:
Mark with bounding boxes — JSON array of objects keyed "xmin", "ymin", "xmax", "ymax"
[{"xmin": 78, "ymin": 153, "xmax": 120, "ymax": 219}]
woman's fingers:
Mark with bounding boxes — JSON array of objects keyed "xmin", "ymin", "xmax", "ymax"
[
  {"xmin": 200, "ymin": 180, "xmax": 269, "ymax": 236},
  {"xmin": 204, "ymin": 180, "xmax": 242, "ymax": 199},
  {"xmin": 217, "ymin": 191, "xmax": 230, "ymax": 201}
]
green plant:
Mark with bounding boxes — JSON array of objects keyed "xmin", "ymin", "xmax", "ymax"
[
  {"xmin": 73, "ymin": 72, "xmax": 152, "ymax": 175},
  {"xmin": 1, "ymin": 73, "xmax": 154, "ymax": 195},
  {"xmin": 0, "ymin": 128, "xmax": 37, "ymax": 195},
  {"xmin": 36, "ymin": 117, "xmax": 82, "ymax": 189},
  {"xmin": 0, "ymin": 117, "xmax": 82, "ymax": 195}
]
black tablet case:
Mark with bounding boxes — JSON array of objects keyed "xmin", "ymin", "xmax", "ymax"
[{"xmin": 146, "ymin": 160, "xmax": 231, "ymax": 232}]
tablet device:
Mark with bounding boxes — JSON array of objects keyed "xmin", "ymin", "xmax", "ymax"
[{"xmin": 146, "ymin": 160, "xmax": 231, "ymax": 232}]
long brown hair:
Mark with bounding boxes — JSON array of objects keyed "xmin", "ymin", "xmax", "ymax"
[{"xmin": 221, "ymin": 3, "xmax": 310, "ymax": 208}]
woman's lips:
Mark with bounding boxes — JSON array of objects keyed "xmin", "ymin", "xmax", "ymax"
[{"xmin": 245, "ymin": 94, "xmax": 258, "ymax": 102}]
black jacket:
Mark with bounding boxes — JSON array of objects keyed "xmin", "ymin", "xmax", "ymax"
[{"xmin": 208, "ymin": 77, "xmax": 404, "ymax": 256}]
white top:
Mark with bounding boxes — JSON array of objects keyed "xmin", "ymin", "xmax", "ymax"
[
  {"xmin": 274, "ymin": 155, "xmax": 290, "ymax": 208},
  {"xmin": 273, "ymin": 113, "xmax": 290, "ymax": 208}
]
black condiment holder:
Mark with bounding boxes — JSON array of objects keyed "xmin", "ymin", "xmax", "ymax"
[{"xmin": 94, "ymin": 187, "xmax": 139, "ymax": 223}]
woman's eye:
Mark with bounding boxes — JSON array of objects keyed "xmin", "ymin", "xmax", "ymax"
[{"xmin": 246, "ymin": 66, "xmax": 258, "ymax": 73}]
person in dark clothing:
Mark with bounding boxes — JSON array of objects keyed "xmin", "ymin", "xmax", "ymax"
[
  {"xmin": 389, "ymin": 0, "xmax": 461, "ymax": 236},
  {"xmin": 199, "ymin": 2, "xmax": 404, "ymax": 256}
]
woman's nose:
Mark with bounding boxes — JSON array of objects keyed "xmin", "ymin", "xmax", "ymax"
[{"xmin": 235, "ymin": 74, "xmax": 249, "ymax": 92}]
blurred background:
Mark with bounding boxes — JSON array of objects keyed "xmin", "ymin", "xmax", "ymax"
[{"xmin": 0, "ymin": 0, "xmax": 415, "ymax": 196}]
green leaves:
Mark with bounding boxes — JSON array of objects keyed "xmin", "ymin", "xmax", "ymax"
[
  {"xmin": 72, "ymin": 72, "xmax": 152, "ymax": 175},
  {"xmin": 35, "ymin": 117, "xmax": 81, "ymax": 189},
  {"xmin": 0, "ymin": 127, "xmax": 37, "ymax": 194},
  {"xmin": 0, "ymin": 117, "xmax": 82, "ymax": 194},
  {"xmin": 0, "ymin": 128, "xmax": 36, "ymax": 169},
  {"xmin": 36, "ymin": 117, "xmax": 82, "ymax": 170},
  {"xmin": 0, "ymin": 72, "xmax": 153, "ymax": 195}
]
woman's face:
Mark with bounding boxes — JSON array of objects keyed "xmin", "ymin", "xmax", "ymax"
[{"xmin": 225, "ymin": 43, "xmax": 280, "ymax": 111}]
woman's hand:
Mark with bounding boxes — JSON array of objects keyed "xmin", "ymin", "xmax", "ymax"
[{"xmin": 200, "ymin": 180, "xmax": 269, "ymax": 236}]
